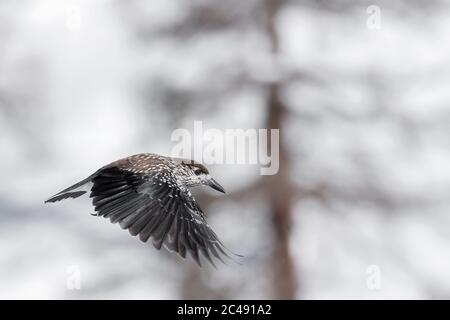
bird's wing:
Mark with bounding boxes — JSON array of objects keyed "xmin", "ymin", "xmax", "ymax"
[{"xmin": 89, "ymin": 166, "xmax": 231, "ymax": 267}]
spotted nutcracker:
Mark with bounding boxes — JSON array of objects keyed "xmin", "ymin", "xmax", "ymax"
[{"xmin": 45, "ymin": 153, "xmax": 239, "ymax": 267}]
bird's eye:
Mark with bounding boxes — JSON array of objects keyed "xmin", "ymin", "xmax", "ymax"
[{"xmin": 193, "ymin": 168, "xmax": 203, "ymax": 175}]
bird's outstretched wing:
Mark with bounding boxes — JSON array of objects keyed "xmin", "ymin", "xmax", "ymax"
[{"xmin": 90, "ymin": 166, "xmax": 232, "ymax": 267}]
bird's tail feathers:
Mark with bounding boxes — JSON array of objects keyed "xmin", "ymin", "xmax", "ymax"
[{"xmin": 45, "ymin": 174, "xmax": 95, "ymax": 204}]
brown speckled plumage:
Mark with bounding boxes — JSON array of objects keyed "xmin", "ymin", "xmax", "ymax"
[{"xmin": 45, "ymin": 153, "xmax": 237, "ymax": 267}]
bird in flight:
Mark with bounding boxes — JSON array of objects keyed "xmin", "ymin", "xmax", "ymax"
[{"xmin": 45, "ymin": 153, "xmax": 238, "ymax": 267}]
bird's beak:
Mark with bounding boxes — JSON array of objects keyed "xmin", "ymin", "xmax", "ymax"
[{"xmin": 207, "ymin": 178, "xmax": 226, "ymax": 194}]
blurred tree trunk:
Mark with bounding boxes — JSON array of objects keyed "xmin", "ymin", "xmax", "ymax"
[
  {"xmin": 266, "ymin": 86, "xmax": 296, "ymax": 299},
  {"xmin": 264, "ymin": 0, "xmax": 297, "ymax": 299}
]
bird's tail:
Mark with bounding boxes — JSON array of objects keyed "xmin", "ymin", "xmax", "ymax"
[{"xmin": 45, "ymin": 174, "xmax": 96, "ymax": 204}]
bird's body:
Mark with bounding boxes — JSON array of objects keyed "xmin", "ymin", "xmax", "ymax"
[{"xmin": 45, "ymin": 153, "xmax": 234, "ymax": 267}]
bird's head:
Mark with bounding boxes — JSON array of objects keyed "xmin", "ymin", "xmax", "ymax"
[{"xmin": 176, "ymin": 159, "xmax": 226, "ymax": 194}]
